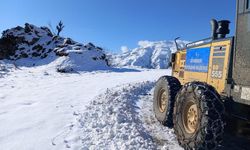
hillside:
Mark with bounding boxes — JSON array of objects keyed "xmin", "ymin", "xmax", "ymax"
[
  {"xmin": 0, "ymin": 24, "xmax": 190, "ymax": 71},
  {"xmin": 110, "ymin": 40, "xmax": 189, "ymax": 69},
  {"xmin": 0, "ymin": 23, "xmax": 109, "ymax": 72}
]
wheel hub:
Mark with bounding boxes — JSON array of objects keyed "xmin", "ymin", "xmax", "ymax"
[
  {"xmin": 183, "ymin": 102, "xmax": 198, "ymax": 134},
  {"xmin": 159, "ymin": 90, "xmax": 167, "ymax": 113}
]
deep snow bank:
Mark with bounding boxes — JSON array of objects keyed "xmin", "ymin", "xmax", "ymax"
[
  {"xmin": 0, "ymin": 23, "xmax": 109, "ymax": 72},
  {"xmin": 61, "ymin": 82, "xmax": 182, "ymax": 150},
  {"xmin": 110, "ymin": 40, "xmax": 189, "ymax": 69}
]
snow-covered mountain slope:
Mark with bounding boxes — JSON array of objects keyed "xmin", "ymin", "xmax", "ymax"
[
  {"xmin": 0, "ymin": 23, "xmax": 109, "ymax": 72},
  {"xmin": 110, "ymin": 40, "xmax": 189, "ymax": 69}
]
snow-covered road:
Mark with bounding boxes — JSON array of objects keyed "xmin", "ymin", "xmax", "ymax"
[{"xmin": 0, "ymin": 67, "xmax": 183, "ymax": 150}]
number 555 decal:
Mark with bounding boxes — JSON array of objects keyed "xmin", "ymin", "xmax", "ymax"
[
  {"xmin": 211, "ymin": 58, "xmax": 224, "ymax": 79},
  {"xmin": 211, "ymin": 70, "xmax": 223, "ymax": 78}
]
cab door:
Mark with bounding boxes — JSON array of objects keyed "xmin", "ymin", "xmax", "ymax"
[{"xmin": 207, "ymin": 39, "xmax": 233, "ymax": 94}]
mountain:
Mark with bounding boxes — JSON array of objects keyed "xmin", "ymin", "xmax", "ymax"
[
  {"xmin": 0, "ymin": 23, "xmax": 109, "ymax": 72},
  {"xmin": 110, "ymin": 40, "xmax": 189, "ymax": 69}
]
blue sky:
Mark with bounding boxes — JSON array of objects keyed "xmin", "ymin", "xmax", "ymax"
[{"xmin": 0, "ymin": 0, "xmax": 236, "ymax": 52}]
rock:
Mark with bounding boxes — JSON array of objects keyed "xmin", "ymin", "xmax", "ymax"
[
  {"xmin": 57, "ymin": 45, "xmax": 65, "ymax": 48},
  {"xmin": 15, "ymin": 26, "xmax": 23, "ymax": 31},
  {"xmin": 55, "ymin": 51, "xmax": 68, "ymax": 57},
  {"xmin": 41, "ymin": 53, "xmax": 48, "ymax": 59},
  {"xmin": 29, "ymin": 38, "xmax": 39, "ymax": 45},
  {"xmin": 32, "ymin": 44, "xmax": 43, "ymax": 51},
  {"xmin": 52, "ymin": 36, "xmax": 58, "ymax": 41},
  {"xmin": 32, "ymin": 52, "xmax": 41, "ymax": 57},
  {"xmin": 75, "ymin": 43, "xmax": 83, "ymax": 47},
  {"xmin": 100, "ymin": 54, "xmax": 106, "ymax": 60},
  {"xmin": 0, "ymin": 36, "xmax": 18, "ymax": 59},
  {"xmin": 34, "ymin": 30, "xmax": 40, "ymax": 36},
  {"xmin": 21, "ymin": 53, "xmax": 28, "ymax": 58},
  {"xmin": 48, "ymin": 49, "xmax": 53, "ymax": 53},
  {"xmin": 46, "ymin": 41, "xmax": 51, "ymax": 45},
  {"xmin": 40, "ymin": 27, "xmax": 53, "ymax": 37},
  {"xmin": 96, "ymin": 46, "xmax": 103, "ymax": 51},
  {"xmin": 63, "ymin": 38, "xmax": 74, "ymax": 45},
  {"xmin": 74, "ymin": 47, "xmax": 81, "ymax": 50},
  {"xmin": 19, "ymin": 47, "xmax": 25, "ymax": 51},
  {"xmin": 86, "ymin": 42, "xmax": 95, "ymax": 48},
  {"xmin": 24, "ymin": 23, "xmax": 33, "ymax": 33},
  {"xmin": 2, "ymin": 29, "xmax": 9, "ymax": 35}
]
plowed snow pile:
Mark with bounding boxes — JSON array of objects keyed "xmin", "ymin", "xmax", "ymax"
[{"xmin": 60, "ymin": 82, "xmax": 182, "ymax": 150}]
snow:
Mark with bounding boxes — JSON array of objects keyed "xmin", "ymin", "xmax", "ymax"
[
  {"xmin": 0, "ymin": 23, "xmax": 246, "ymax": 150},
  {"xmin": 0, "ymin": 65, "xmax": 184, "ymax": 150},
  {"xmin": 62, "ymin": 82, "xmax": 181, "ymax": 150},
  {"xmin": 0, "ymin": 24, "xmax": 109, "ymax": 72},
  {"xmin": 0, "ymin": 61, "xmax": 14, "ymax": 77},
  {"xmin": 0, "ymin": 57, "xmax": 247, "ymax": 150},
  {"xmin": 120, "ymin": 46, "xmax": 129, "ymax": 53},
  {"xmin": 110, "ymin": 40, "xmax": 189, "ymax": 69}
]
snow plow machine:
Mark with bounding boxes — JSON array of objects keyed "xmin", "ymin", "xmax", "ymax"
[{"xmin": 153, "ymin": 0, "xmax": 250, "ymax": 149}]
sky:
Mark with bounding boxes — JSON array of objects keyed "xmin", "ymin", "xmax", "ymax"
[{"xmin": 0, "ymin": 0, "xmax": 236, "ymax": 53}]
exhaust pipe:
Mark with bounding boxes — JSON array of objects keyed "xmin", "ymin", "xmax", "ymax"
[
  {"xmin": 217, "ymin": 20, "xmax": 230, "ymax": 38},
  {"xmin": 211, "ymin": 19, "xmax": 218, "ymax": 40},
  {"xmin": 174, "ymin": 37, "xmax": 180, "ymax": 51}
]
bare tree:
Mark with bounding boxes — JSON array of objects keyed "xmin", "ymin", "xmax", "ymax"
[{"xmin": 56, "ymin": 21, "xmax": 65, "ymax": 36}]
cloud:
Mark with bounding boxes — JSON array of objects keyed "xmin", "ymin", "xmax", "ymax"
[
  {"xmin": 121, "ymin": 46, "xmax": 129, "ymax": 53},
  {"xmin": 138, "ymin": 40, "xmax": 154, "ymax": 48}
]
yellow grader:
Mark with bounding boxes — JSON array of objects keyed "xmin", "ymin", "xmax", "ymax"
[{"xmin": 153, "ymin": 0, "xmax": 250, "ymax": 149}]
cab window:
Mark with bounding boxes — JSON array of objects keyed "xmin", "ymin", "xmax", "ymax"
[{"xmin": 239, "ymin": 0, "xmax": 244, "ymax": 13}]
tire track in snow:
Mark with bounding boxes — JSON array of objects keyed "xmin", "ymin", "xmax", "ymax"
[
  {"xmin": 138, "ymin": 88, "xmax": 182, "ymax": 150},
  {"xmin": 58, "ymin": 81, "xmax": 182, "ymax": 150}
]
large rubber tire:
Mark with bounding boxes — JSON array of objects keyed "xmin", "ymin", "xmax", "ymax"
[
  {"xmin": 153, "ymin": 76, "xmax": 181, "ymax": 127},
  {"xmin": 173, "ymin": 82, "xmax": 225, "ymax": 150}
]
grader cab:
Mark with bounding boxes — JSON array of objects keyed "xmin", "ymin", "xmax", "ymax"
[{"xmin": 153, "ymin": 0, "xmax": 250, "ymax": 149}]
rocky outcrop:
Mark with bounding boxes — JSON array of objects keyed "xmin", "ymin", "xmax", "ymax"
[
  {"xmin": 0, "ymin": 23, "xmax": 109, "ymax": 72},
  {"xmin": 0, "ymin": 23, "xmax": 56, "ymax": 60}
]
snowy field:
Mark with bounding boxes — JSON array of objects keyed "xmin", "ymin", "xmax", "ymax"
[
  {"xmin": 0, "ymin": 66, "xmax": 183, "ymax": 150},
  {"xmin": 0, "ymin": 66, "xmax": 249, "ymax": 150}
]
